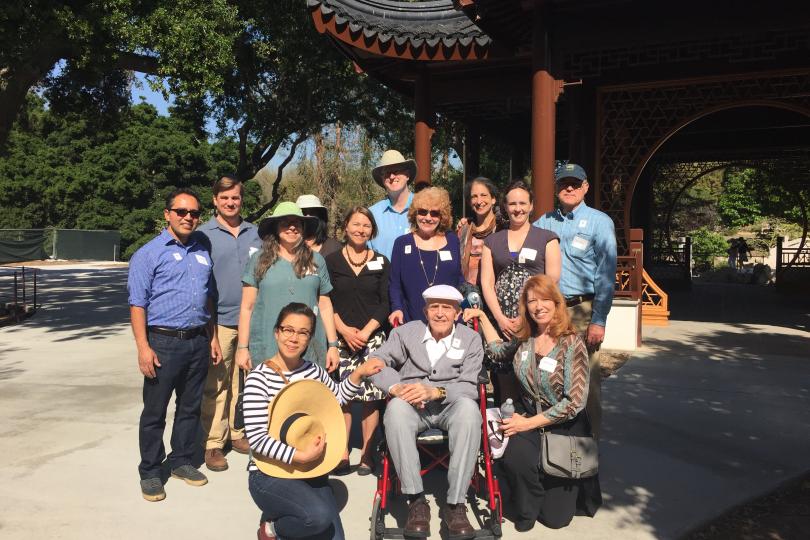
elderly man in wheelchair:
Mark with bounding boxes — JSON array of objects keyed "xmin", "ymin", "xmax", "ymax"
[{"xmin": 370, "ymin": 284, "xmax": 484, "ymax": 540}]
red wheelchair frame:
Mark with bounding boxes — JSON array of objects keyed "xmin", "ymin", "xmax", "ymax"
[{"xmin": 369, "ymin": 319, "xmax": 503, "ymax": 539}]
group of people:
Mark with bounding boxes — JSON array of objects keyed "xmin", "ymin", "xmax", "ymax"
[
  {"xmin": 727, "ymin": 236, "xmax": 751, "ymax": 270},
  {"xmin": 127, "ymin": 150, "xmax": 617, "ymax": 539}
]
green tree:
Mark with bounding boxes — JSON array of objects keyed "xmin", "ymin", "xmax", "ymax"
[
  {"xmin": 0, "ymin": 96, "xmax": 258, "ymax": 258},
  {"xmin": 718, "ymin": 167, "xmax": 763, "ymax": 228},
  {"xmin": 0, "ymin": 0, "xmax": 243, "ymax": 149},
  {"xmin": 690, "ymin": 227, "xmax": 729, "ymax": 268}
]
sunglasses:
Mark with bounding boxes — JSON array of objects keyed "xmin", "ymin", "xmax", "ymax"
[
  {"xmin": 416, "ymin": 208, "xmax": 441, "ymax": 218},
  {"xmin": 170, "ymin": 208, "xmax": 202, "ymax": 219}
]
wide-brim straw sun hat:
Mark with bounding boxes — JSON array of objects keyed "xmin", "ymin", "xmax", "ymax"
[
  {"xmin": 258, "ymin": 201, "xmax": 319, "ymax": 239},
  {"xmin": 253, "ymin": 379, "xmax": 348, "ymax": 479},
  {"xmin": 371, "ymin": 149, "xmax": 418, "ymax": 187}
]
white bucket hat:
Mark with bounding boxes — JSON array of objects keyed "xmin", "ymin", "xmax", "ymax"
[{"xmin": 371, "ymin": 149, "xmax": 418, "ymax": 187}]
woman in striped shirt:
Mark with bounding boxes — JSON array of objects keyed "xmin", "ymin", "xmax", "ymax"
[{"xmin": 245, "ymin": 302, "xmax": 383, "ymax": 540}]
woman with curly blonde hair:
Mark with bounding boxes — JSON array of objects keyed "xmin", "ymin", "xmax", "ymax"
[{"xmin": 388, "ymin": 186, "xmax": 464, "ymax": 324}]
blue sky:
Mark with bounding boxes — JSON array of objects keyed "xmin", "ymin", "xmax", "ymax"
[{"xmin": 130, "ymin": 73, "xmax": 173, "ymax": 115}]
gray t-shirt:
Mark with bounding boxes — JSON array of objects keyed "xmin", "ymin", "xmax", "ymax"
[{"xmin": 484, "ymin": 226, "xmax": 559, "ymax": 278}]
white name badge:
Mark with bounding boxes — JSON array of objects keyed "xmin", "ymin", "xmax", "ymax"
[
  {"xmin": 452, "ymin": 338, "xmax": 461, "ymax": 349},
  {"xmin": 194, "ymin": 254, "xmax": 209, "ymax": 266},
  {"xmin": 366, "ymin": 260, "xmax": 383, "ymax": 271},
  {"xmin": 446, "ymin": 348, "xmax": 465, "ymax": 360},
  {"xmin": 173, "ymin": 252, "xmax": 183, "ymax": 261},
  {"xmin": 572, "ymin": 236, "xmax": 589, "ymax": 251},
  {"xmin": 519, "ymin": 247, "xmax": 537, "ymax": 261},
  {"xmin": 249, "ymin": 247, "xmax": 259, "ymax": 257},
  {"xmin": 521, "ymin": 350, "xmax": 529, "ymax": 362},
  {"xmin": 377, "ymin": 257, "xmax": 384, "ymax": 264},
  {"xmin": 579, "ymin": 219, "xmax": 588, "ymax": 228},
  {"xmin": 404, "ymin": 245, "xmax": 412, "ymax": 254},
  {"xmin": 539, "ymin": 356, "xmax": 558, "ymax": 373},
  {"xmin": 439, "ymin": 250, "xmax": 453, "ymax": 261}
]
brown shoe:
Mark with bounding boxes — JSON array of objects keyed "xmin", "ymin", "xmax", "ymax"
[
  {"xmin": 443, "ymin": 503, "xmax": 475, "ymax": 540},
  {"xmin": 404, "ymin": 497, "xmax": 430, "ymax": 538},
  {"xmin": 231, "ymin": 437, "xmax": 250, "ymax": 454},
  {"xmin": 204, "ymin": 448, "xmax": 228, "ymax": 472}
]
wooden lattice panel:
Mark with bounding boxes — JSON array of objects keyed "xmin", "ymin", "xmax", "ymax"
[{"xmin": 596, "ymin": 70, "xmax": 810, "ymax": 251}]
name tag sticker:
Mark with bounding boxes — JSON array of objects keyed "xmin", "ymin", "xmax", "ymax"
[
  {"xmin": 366, "ymin": 260, "xmax": 383, "ymax": 271},
  {"xmin": 404, "ymin": 245, "xmax": 412, "ymax": 254},
  {"xmin": 539, "ymin": 356, "xmax": 558, "ymax": 373},
  {"xmin": 194, "ymin": 254, "xmax": 209, "ymax": 266},
  {"xmin": 439, "ymin": 250, "xmax": 452, "ymax": 261},
  {"xmin": 452, "ymin": 338, "xmax": 461, "ymax": 349},
  {"xmin": 521, "ymin": 350, "xmax": 529, "ymax": 361},
  {"xmin": 249, "ymin": 247, "xmax": 259, "ymax": 257},
  {"xmin": 173, "ymin": 252, "xmax": 183, "ymax": 261},
  {"xmin": 519, "ymin": 247, "xmax": 537, "ymax": 261},
  {"xmin": 572, "ymin": 236, "xmax": 589, "ymax": 251},
  {"xmin": 446, "ymin": 348, "xmax": 465, "ymax": 360},
  {"xmin": 377, "ymin": 257, "xmax": 384, "ymax": 264},
  {"xmin": 579, "ymin": 219, "xmax": 588, "ymax": 228}
]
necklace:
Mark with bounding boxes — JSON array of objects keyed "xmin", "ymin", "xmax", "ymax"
[
  {"xmin": 416, "ymin": 242, "xmax": 440, "ymax": 286},
  {"xmin": 344, "ymin": 246, "xmax": 370, "ymax": 268}
]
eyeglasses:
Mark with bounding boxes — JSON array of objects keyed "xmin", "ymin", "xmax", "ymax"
[
  {"xmin": 416, "ymin": 208, "xmax": 441, "ymax": 218},
  {"xmin": 278, "ymin": 326, "xmax": 311, "ymax": 339},
  {"xmin": 170, "ymin": 208, "xmax": 202, "ymax": 219}
]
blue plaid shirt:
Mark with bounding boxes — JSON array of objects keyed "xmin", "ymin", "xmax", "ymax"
[
  {"xmin": 534, "ymin": 203, "xmax": 617, "ymax": 327},
  {"xmin": 127, "ymin": 229, "xmax": 214, "ymax": 328}
]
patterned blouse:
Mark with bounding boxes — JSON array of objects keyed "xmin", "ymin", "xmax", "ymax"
[{"xmin": 487, "ymin": 333, "xmax": 589, "ymax": 424}]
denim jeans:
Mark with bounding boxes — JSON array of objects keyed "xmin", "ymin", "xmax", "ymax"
[
  {"xmin": 248, "ymin": 471, "xmax": 345, "ymax": 540},
  {"xmin": 138, "ymin": 330, "xmax": 209, "ymax": 479}
]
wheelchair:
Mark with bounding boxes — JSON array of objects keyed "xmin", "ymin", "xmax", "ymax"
[{"xmin": 368, "ymin": 364, "xmax": 503, "ymax": 539}]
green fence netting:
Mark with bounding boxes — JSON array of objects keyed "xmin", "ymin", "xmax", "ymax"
[{"xmin": 0, "ymin": 229, "xmax": 120, "ymax": 263}]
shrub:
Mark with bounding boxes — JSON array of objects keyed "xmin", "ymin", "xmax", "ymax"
[{"xmin": 691, "ymin": 227, "xmax": 729, "ymax": 268}]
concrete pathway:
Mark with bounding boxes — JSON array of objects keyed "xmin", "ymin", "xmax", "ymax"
[{"xmin": 0, "ymin": 267, "xmax": 808, "ymax": 539}]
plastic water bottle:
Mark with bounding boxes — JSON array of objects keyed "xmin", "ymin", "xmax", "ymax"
[{"xmin": 500, "ymin": 398, "xmax": 514, "ymax": 420}]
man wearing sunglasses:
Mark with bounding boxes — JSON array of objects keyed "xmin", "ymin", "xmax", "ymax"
[
  {"xmin": 128, "ymin": 187, "xmax": 222, "ymax": 502},
  {"xmin": 368, "ymin": 149, "xmax": 417, "ymax": 259},
  {"xmin": 196, "ymin": 176, "xmax": 262, "ymax": 473}
]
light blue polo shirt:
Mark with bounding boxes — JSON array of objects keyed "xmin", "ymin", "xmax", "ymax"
[
  {"xmin": 534, "ymin": 202, "xmax": 617, "ymax": 327},
  {"xmin": 367, "ymin": 192, "xmax": 414, "ymax": 260}
]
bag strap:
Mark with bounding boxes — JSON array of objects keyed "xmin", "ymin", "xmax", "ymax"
[{"xmin": 263, "ymin": 359, "xmax": 289, "ymax": 385}]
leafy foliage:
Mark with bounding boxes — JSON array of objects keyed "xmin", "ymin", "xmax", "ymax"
[
  {"xmin": 0, "ymin": 1, "xmax": 243, "ymax": 147},
  {"xmin": 0, "ymin": 96, "xmax": 259, "ymax": 258},
  {"xmin": 717, "ymin": 168, "xmax": 763, "ymax": 228},
  {"xmin": 691, "ymin": 227, "xmax": 730, "ymax": 267}
]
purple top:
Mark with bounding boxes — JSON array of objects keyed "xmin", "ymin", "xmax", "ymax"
[
  {"xmin": 389, "ymin": 232, "xmax": 464, "ymax": 323},
  {"xmin": 484, "ymin": 226, "xmax": 559, "ymax": 278}
]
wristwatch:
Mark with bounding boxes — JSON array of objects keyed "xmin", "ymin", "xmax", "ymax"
[
  {"xmin": 327, "ymin": 340, "xmax": 340, "ymax": 349},
  {"xmin": 435, "ymin": 387, "xmax": 447, "ymax": 400}
]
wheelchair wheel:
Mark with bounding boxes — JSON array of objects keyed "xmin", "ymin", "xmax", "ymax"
[
  {"xmin": 490, "ymin": 493, "xmax": 503, "ymax": 538},
  {"xmin": 370, "ymin": 493, "xmax": 385, "ymax": 540}
]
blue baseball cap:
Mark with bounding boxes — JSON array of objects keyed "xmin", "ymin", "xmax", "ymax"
[{"xmin": 555, "ymin": 163, "xmax": 588, "ymax": 183}]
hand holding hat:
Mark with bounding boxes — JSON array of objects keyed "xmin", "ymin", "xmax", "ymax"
[{"xmin": 292, "ymin": 434, "xmax": 326, "ymax": 465}]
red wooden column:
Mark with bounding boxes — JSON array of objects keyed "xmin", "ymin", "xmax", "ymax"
[
  {"xmin": 530, "ymin": 3, "xmax": 562, "ymax": 219},
  {"xmin": 414, "ymin": 71, "xmax": 434, "ymax": 185}
]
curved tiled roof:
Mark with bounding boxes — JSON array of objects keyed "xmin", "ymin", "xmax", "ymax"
[{"xmin": 308, "ymin": 0, "xmax": 491, "ymax": 61}]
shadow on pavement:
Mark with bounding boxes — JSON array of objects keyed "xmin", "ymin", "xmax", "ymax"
[{"xmin": 1, "ymin": 267, "xmax": 130, "ymax": 340}]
